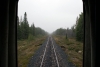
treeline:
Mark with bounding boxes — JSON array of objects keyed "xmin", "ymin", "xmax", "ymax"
[
  {"xmin": 17, "ymin": 12, "xmax": 48, "ymax": 40},
  {"xmin": 52, "ymin": 12, "xmax": 83, "ymax": 42}
]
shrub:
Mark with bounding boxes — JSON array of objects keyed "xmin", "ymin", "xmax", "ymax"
[{"xmin": 28, "ymin": 34, "xmax": 35, "ymax": 41}]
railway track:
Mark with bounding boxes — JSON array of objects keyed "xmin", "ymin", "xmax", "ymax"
[{"xmin": 28, "ymin": 36, "xmax": 75, "ymax": 67}]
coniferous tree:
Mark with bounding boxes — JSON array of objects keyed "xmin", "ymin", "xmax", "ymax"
[
  {"xmin": 23, "ymin": 12, "xmax": 29, "ymax": 39},
  {"xmin": 75, "ymin": 12, "xmax": 84, "ymax": 42}
]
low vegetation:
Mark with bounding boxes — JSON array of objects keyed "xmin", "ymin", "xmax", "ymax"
[
  {"xmin": 17, "ymin": 36, "xmax": 47, "ymax": 67},
  {"xmin": 53, "ymin": 35, "xmax": 83, "ymax": 67}
]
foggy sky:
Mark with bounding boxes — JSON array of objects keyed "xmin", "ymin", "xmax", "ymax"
[{"xmin": 18, "ymin": 0, "xmax": 83, "ymax": 33}]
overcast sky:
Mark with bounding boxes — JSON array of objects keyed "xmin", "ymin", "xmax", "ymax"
[{"xmin": 18, "ymin": 0, "xmax": 83, "ymax": 33}]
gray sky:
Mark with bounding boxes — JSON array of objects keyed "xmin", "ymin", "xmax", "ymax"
[{"xmin": 18, "ymin": 0, "xmax": 83, "ymax": 33}]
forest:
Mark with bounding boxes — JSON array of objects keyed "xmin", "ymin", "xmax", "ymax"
[
  {"xmin": 52, "ymin": 12, "xmax": 83, "ymax": 42},
  {"xmin": 17, "ymin": 12, "xmax": 48, "ymax": 40}
]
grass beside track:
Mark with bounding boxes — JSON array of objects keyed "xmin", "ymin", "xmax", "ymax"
[
  {"xmin": 53, "ymin": 35, "xmax": 83, "ymax": 67},
  {"xmin": 17, "ymin": 36, "xmax": 47, "ymax": 67}
]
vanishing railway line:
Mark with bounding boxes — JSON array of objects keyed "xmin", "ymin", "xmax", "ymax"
[
  {"xmin": 40, "ymin": 37, "xmax": 49, "ymax": 67},
  {"xmin": 51, "ymin": 37, "xmax": 60, "ymax": 67},
  {"xmin": 28, "ymin": 36, "xmax": 75, "ymax": 67},
  {"xmin": 40, "ymin": 37, "xmax": 60, "ymax": 67}
]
